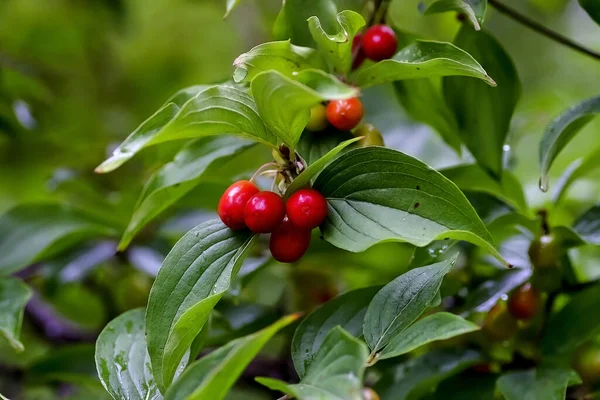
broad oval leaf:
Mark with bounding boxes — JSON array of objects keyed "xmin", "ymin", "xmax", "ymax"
[
  {"xmin": 308, "ymin": 10, "xmax": 366, "ymax": 75},
  {"xmin": 579, "ymin": 0, "xmax": 600, "ymax": 25},
  {"xmin": 251, "ymin": 69, "xmax": 358, "ymax": 150},
  {"xmin": 145, "ymin": 219, "xmax": 257, "ymax": 392},
  {"xmin": 424, "ymin": 0, "xmax": 487, "ymax": 30},
  {"xmin": 296, "ymin": 129, "xmax": 355, "ymax": 165},
  {"xmin": 118, "ymin": 137, "xmax": 255, "ymax": 250},
  {"xmin": 164, "ymin": 314, "xmax": 299, "ymax": 400},
  {"xmin": 233, "ymin": 41, "xmax": 325, "ymax": 83},
  {"xmin": 496, "ymin": 367, "xmax": 581, "ymax": 400},
  {"xmin": 364, "ymin": 255, "xmax": 458, "ymax": 352},
  {"xmin": 0, "ymin": 204, "xmax": 118, "ymax": 275},
  {"xmin": 379, "ymin": 312, "xmax": 479, "ymax": 360},
  {"xmin": 539, "ymin": 95, "xmax": 600, "ymax": 192},
  {"xmin": 273, "ymin": 0, "xmax": 338, "ymax": 47},
  {"xmin": 292, "ymin": 286, "xmax": 380, "ymax": 378},
  {"xmin": 0, "ymin": 277, "xmax": 32, "ymax": 352},
  {"xmin": 443, "ymin": 27, "xmax": 521, "ymax": 178},
  {"xmin": 95, "ymin": 308, "xmax": 162, "ymax": 400},
  {"xmin": 96, "ymin": 85, "xmax": 277, "ymax": 173},
  {"xmin": 350, "ymin": 40, "xmax": 495, "ymax": 88},
  {"xmin": 312, "ymin": 147, "xmax": 503, "ymax": 261}
]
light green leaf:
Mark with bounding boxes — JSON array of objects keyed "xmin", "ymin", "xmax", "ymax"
[
  {"xmin": 552, "ymin": 147, "xmax": 600, "ymax": 204},
  {"xmin": 539, "ymin": 95, "xmax": 600, "ymax": 192},
  {"xmin": 0, "ymin": 277, "xmax": 31, "ymax": 352},
  {"xmin": 424, "ymin": 0, "xmax": 487, "ymax": 30},
  {"xmin": 0, "ymin": 204, "xmax": 118, "ymax": 275},
  {"xmin": 251, "ymin": 69, "xmax": 358, "ymax": 150},
  {"xmin": 233, "ymin": 41, "xmax": 325, "ymax": 83},
  {"xmin": 441, "ymin": 164, "xmax": 528, "ymax": 213},
  {"xmin": 285, "ymin": 137, "xmax": 362, "ymax": 199},
  {"xmin": 379, "ymin": 312, "xmax": 479, "ymax": 360},
  {"xmin": 579, "ymin": 0, "xmax": 600, "ymax": 25},
  {"xmin": 96, "ymin": 85, "xmax": 277, "ymax": 173},
  {"xmin": 312, "ymin": 147, "xmax": 504, "ymax": 262},
  {"xmin": 496, "ymin": 367, "xmax": 581, "ymax": 400},
  {"xmin": 95, "ymin": 309, "xmax": 162, "ymax": 400},
  {"xmin": 443, "ymin": 27, "xmax": 521, "ymax": 179},
  {"xmin": 296, "ymin": 129, "xmax": 355, "ymax": 165},
  {"xmin": 363, "ymin": 256, "xmax": 458, "ymax": 352},
  {"xmin": 145, "ymin": 219, "xmax": 257, "ymax": 392},
  {"xmin": 164, "ymin": 314, "xmax": 299, "ymax": 400},
  {"xmin": 308, "ymin": 10, "xmax": 366, "ymax": 75},
  {"xmin": 118, "ymin": 137, "xmax": 255, "ymax": 250},
  {"xmin": 292, "ymin": 286, "xmax": 380, "ymax": 378},
  {"xmin": 350, "ymin": 40, "xmax": 495, "ymax": 88},
  {"xmin": 273, "ymin": 0, "xmax": 339, "ymax": 47}
]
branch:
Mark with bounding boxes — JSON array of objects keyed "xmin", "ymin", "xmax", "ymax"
[{"xmin": 488, "ymin": 0, "xmax": 600, "ymax": 61}]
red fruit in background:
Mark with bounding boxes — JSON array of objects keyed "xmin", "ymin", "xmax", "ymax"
[
  {"xmin": 217, "ymin": 180, "xmax": 259, "ymax": 230},
  {"xmin": 362, "ymin": 25, "xmax": 398, "ymax": 61},
  {"xmin": 286, "ymin": 188, "xmax": 328, "ymax": 230},
  {"xmin": 327, "ymin": 98, "xmax": 364, "ymax": 131},
  {"xmin": 244, "ymin": 191, "xmax": 286, "ymax": 233},
  {"xmin": 352, "ymin": 33, "xmax": 366, "ymax": 69},
  {"xmin": 269, "ymin": 218, "xmax": 311, "ymax": 263},
  {"xmin": 508, "ymin": 283, "xmax": 540, "ymax": 320}
]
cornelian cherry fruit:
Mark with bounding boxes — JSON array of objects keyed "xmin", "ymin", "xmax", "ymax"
[
  {"xmin": 507, "ymin": 283, "xmax": 540, "ymax": 320},
  {"xmin": 269, "ymin": 218, "xmax": 311, "ymax": 263},
  {"xmin": 327, "ymin": 98, "xmax": 364, "ymax": 131},
  {"xmin": 244, "ymin": 191, "xmax": 286, "ymax": 233},
  {"xmin": 362, "ymin": 25, "xmax": 397, "ymax": 61},
  {"xmin": 352, "ymin": 33, "xmax": 366, "ymax": 69},
  {"xmin": 217, "ymin": 180, "xmax": 259, "ymax": 230},
  {"xmin": 286, "ymin": 188, "xmax": 328, "ymax": 230}
]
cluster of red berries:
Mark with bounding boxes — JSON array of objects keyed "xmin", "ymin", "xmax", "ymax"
[
  {"xmin": 217, "ymin": 180, "xmax": 328, "ymax": 263},
  {"xmin": 353, "ymin": 24, "xmax": 398, "ymax": 68}
]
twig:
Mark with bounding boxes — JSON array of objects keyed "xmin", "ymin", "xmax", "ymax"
[{"xmin": 488, "ymin": 0, "xmax": 600, "ymax": 61}]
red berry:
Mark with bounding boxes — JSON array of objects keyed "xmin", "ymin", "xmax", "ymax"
[
  {"xmin": 244, "ymin": 191, "xmax": 286, "ymax": 233},
  {"xmin": 352, "ymin": 33, "xmax": 366, "ymax": 69},
  {"xmin": 507, "ymin": 283, "xmax": 540, "ymax": 320},
  {"xmin": 327, "ymin": 98, "xmax": 364, "ymax": 131},
  {"xmin": 269, "ymin": 218, "xmax": 311, "ymax": 263},
  {"xmin": 286, "ymin": 189, "xmax": 328, "ymax": 230},
  {"xmin": 362, "ymin": 25, "xmax": 397, "ymax": 61},
  {"xmin": 217, "ymin": 180, "xmax": 259, "ymax": 230}
]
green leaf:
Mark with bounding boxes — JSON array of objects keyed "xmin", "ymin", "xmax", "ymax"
[
  {"xmin": 441, "ymin": 164, "xmax": 528, "ymax": 213},
  {"xmin": 496, "ymin": 367, "xmax": 581, "ymax": 400},
  {"xmin": 552, "ymin": 147, "xmax": 600, "ymax": 204},
  {"xmin": 579, "ymin": 0, "xmax": 600, "ymax": 25},
  {"xmin": 571, "ymin": 204, "xmax": 600, "ymax": 245},
  {"xmin": 0, "ymin": 277, "xmax": 31, "ymax": 352},
  {"xmin": 164, "ymin": 314, "xmax": 299, "ymax": 400},
  {"xmin": 296, "ymin": 129, "xmax": 355, "ymax": 165},
  {"xmin": 273, "ymin": 0, "xmax": 339, "ymax": 47},
  {"xmin": 542, "ymin": 283, "xmax": 600, "ymax": 356},
  {"xmin": 145, "ymin": 219, "xmax": 257, "ymax": 392},
  {"xmin": 375, "ymin": 349, "xmax": 482, "ymax": 400},
  {"xmin": 285, "ymin": 137, "xmax": 362, "ymax": 199},
  {"xmin": 95, "ymin": 309, "xmax": 162, "ymax": 400},
  {"xmin": 443, "ymin": 27, "xmax": 521, "ymax": 178},
  {"xmin": 539, "ymin": 95, "xmax": 600, "ymax": 192},
  {"xmin": 224, "ymin": 0, "xmax": 242, "ymax": 18},
  {"xmin": 233, "ymin": 41, "xmax": 325, "ymax": 83},
  {"xmin": 0, "ymin": 204, "xmax": 118, "ymax": 275},
  {"xmin": 118, "ymin": 137, "xmax": 255, "ymax": 250},
  {"xmin": 312, "ymin": 147, "xmax": 503, "ymax": 262},
  {"xmin": 379, "ymin": 312, "xmax": 479, "ymax": 360},
  {"xmin": 461, "ymin": 268, "xmax": 530, "ymax": 314},
  {"xmin": 308, "ymin": 10, "xmax": 366, "ymax": 75},
  {"xmin": 251, "ymin": 69, "xmax": 358, "ymax": 149},
  {"xmin": 350, "ymin": 40, "xmax": 495, "ymax": 88},
  {"xmin": 424, "ymin": 0, "xmax": 487, "ymax": 30},
  {"xmin": 364, "ymin": 256, "xmax": 458, "ymax": 352},
  {"xmin": 259, "ymin": 326, "xmax": 369, "ymax": 400},
  {"xmin": 393, "ymin": 79, "xmax": 462, "ymax": 153},
  {"xmin": 95, "ymin": 85, "xmax": 277, "ymax": 173},
  {"xmin": 292, "ymin": 286, "xmax": 380, "ymax": 378}
]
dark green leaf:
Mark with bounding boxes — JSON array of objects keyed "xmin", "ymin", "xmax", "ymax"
[
  {"xmin": 443, "ymin": 27, "xmax": 521, "ymax": 178},
  {"xmin": 0, "ymin": 204, "xmax": 118, "ymax": 275},
  {"xmin": 118, "ymin": 137, "xmax": 255, "ymax": 250},
  {"xmin": 95, "ymin": 309, "xmax": 161, "ymax": 400},
  {"xmin": 379, "ymin": 312, "xmax": 479, "ymax": 360},
  {"xmin": 296, "ymin": 128, "xmax": 355, "ymax": 165},
  {"xmin": 145, "ymin": 219, "xmax": 257, "ymax": 391},
  {"xmin": 364, "ymin": 256, "xmax": 458, "ymax": 352},
  {"xmin": 292, "ymin": 286, "xmax": 380, "ymax": 378},
  {"xmin": 461, "ymin": 268, "xmax": 530, "ymax": 314},
  {"xmin": 431, "ymin": 372, "xmax": 497, "ymax": 400},
  {"xmin": 572, "ymin": 204, "xmax": 600, "ymax": 245},
  {"xmin": 424, "ymin": 0, "xmax": 487, "ymax": 30},
  {"xmin": 0, "ymin": 277, "xmax": 31, "ymax": 352},
  {"xmin": 552, "ymin": 147, "xmax": 600, "ymax": 204},
  {"xmin": 579, "ymin": 0, "xmax": 600, "ymax": 25},
  {"xmin": 496, "ymin": 367, "xmax": 581, "ymax": 400},
  {"xmin": 539, "ymin": 95, "xmax": 600, "ymax": 192},
  {"xmin": 164, "ymin": 314, "xmax": 299, "ymax": 400},
  {"xmin": 312, "ymin": 147, "xmax": 503, "ymax": 261},
  {"xmin": 273, "ymin": 0, "xmax": 339, "ymax": 47},
  {"xmin": 351, "ymin": 40, "xmax": 495, "ymax": 88}
]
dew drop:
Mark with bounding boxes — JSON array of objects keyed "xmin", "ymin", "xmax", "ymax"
[{"xmin": 538, "ymin": 176, "xmax": 549, "ymax": 193}]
